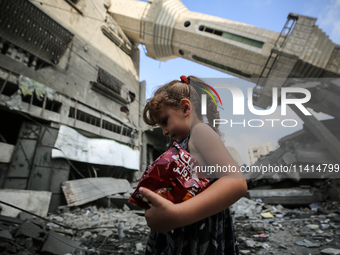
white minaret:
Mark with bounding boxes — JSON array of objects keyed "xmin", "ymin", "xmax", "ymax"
[
  {"xmin": 109, "ymin": 0, "xmax": 340, "ymax": 109},
  {"xmin": 109, "ymin": 0, "xmax": 279, "ymax": 80}
]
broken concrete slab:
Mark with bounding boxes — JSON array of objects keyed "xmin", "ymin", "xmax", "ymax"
[
  {"xmin": 0, "ymin": 230, "xmax": 13, "ymax": 240},
  {"xmin": 61, "ymin": 177, "xmax": 131, "ymax": 207},
  {"xmin": 230, "ymin": 197, "xmax": 264, "ymax": 220},
  {"xmin": 248, "ymin": 188, "xmax": 323, "ymax": 206},
  {"xmin": 0, "ymin": 142, "xmax": 14, "ymax": 163},
  {"xmin": 41, "ymin": 230, "xmax": 85, "ymax": 255},
  {"xmin": 321, "ymin": 248, "xmax": 340, "ymax": 255},
  {"xmin": 240, "ymin": 250, "xmax": 251, "ymax": 255},
  {"xmin": 295, "ymin": 239, "xmax": 321, "ymax": 248},
  {"xmin": 0, "ymin": 189, "xmax": 51, "ymax": 217},
  {"xmin": 106, "ymin": 193, "xmax": 141, "ymax": 210},
  {"xmin": 245, "ymin": 239, "xmax": 257, "ymax": 248},
  {"xmin": 0, "ymin": 215, "xmax": 24, "ymax": 225},
  {"xmin": 14, "ymin": 221, "xmax": 45, "ymax": 241},
  {"xmin": 97, "ymin": 230, "xmax": 113, "ymax": 242},
  {"xmin": 1, "ymin": 198, "xmax": 338, "ymax": 255},
  {"xmin": 52, "ymin": 125, "xmax": 140, "ymax": 170}
]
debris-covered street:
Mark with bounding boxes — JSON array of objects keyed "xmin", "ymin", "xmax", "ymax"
[
  {"xmin": 1, "ymin": 0, "xmax": 340, "ymax": 255},
  {"xmin": 232, "ymin": 198, "xmax": 340, "ymax": 255},
  {"xmin": 1, "ymin": 193, "xmax": 340, "ymax": 255}
]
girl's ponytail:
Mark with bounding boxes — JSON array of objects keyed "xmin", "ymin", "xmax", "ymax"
[
  {"xmin": 143, "ymin": 75, "xmax": 222, "ymax": 135},
  {"xmin": 186, "ymin": 76, "xmax": 221, "ymax": 134}
]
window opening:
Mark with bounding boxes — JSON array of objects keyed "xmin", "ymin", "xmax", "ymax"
[{"xmin": 198, "ymin": 25, "xmax": 264, "ymax": 48}]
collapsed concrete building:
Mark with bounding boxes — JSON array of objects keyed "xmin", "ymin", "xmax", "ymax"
[
  {"xmin": 0, "ymin": 0, "xmax": 339, "ymax": 214},
  {"xmin": 0, "ymin": 0, "xmax": 144, "ymax": 213}
]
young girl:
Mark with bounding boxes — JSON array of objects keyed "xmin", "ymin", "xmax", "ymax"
[{"xmin": 140, "ymin": 75, "xmax": 247, "ymax": 255}]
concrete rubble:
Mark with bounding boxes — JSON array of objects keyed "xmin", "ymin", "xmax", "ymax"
[
  {"xmin": 61, "ymin": 178, "xmax": 132, "ymax": 207},
  {"xmin": 231, "ymin": 197, "xmax": 340, "ymax": 255},
  {"xmin": 0, "ymin": 195, "xmax": 340, "ymax": 254},
  {"xmin": 0, "ymin": 203, "xmax": 148, "ymax": 255}
]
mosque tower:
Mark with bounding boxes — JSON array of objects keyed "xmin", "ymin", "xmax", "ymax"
[
  {"xmin": 109, "ymin": 0, "xmax": 340, "ymax": 108},
  {"xmin": 109, "ymin": 0, "xmax": 340, "ymax": 166}
]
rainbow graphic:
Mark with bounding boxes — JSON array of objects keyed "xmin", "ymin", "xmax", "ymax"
[{"xmin": 199, "ymin": 83, "xmax": 222, "ymax": 106}]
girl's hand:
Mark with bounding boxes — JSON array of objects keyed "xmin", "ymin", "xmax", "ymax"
[{"xmin": 139, "ymin": 187, "xmax": 181, "ymax": 233}]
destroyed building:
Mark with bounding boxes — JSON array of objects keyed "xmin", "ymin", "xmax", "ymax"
[
  {"xmin": 0, "ymin": 0, "xmax": 340, "ymax": 254},
  {"xmin": 0, "ymin": 0, "xmax": 340, "ymax": 217},
  {"xmin": 0, "ymin": 0, "xmax": 146, "ymax": 213}
]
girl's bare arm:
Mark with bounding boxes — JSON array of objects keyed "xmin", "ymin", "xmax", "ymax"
[{"xmin": 140, "ymin": 123, "xmax": 247, "ymax": 233}]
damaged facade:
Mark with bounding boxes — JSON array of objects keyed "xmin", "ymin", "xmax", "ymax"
[
  {"xmin": 0, "ymin": 0, "xmax": 340, "ymax": 212},
  {"xmin": 0, "ymin": 1, "xmax": 340, "ymax": 253},
  {"xmin": 0, "ymin": 0, "xmax": 340, "ymax": 254},
  {"xmin": 0, "ymin": 0, "xmax": 145, "ymax": 213}
]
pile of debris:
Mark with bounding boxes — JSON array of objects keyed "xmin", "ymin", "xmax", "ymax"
[
  {"xmin": 0, "ymin": 205, "xmax": 148, "ymax": 255},
  {"xmin": 231, "ymin": 197, "xmax": 340, "ymax": 255},
  {"xmin": 1, "ymin": 188, "xmax": 340, "ymax": 254}
]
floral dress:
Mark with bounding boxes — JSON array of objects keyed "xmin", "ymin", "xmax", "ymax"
[{"xmin": 144, "ymin": 134, "xmax": 239, "ymax": 255}]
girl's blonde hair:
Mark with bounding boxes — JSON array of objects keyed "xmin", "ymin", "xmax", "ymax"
[{"xmin": 143, "ymin": 76, "xmax": 221, "ymax": 133}]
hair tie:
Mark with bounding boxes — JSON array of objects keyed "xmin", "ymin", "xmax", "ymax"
[{"xmin": 180, "ymin": 75, "xmax": 189, "ymax": 84}]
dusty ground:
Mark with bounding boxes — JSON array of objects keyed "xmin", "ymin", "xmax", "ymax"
[
  {"xmin": 232, "ymin": 198, "xmax": 340, "ymax": 255},
  {"xmin": 234, "ymin": 214, "xmax": 340, "ymax": 255},
  {"xmin": 50, "ymin": 198, "xmax": 340, "ymax": 255},
  {"xmin": 1, "ymin": 197, "xmax": 339, "ymax": 255}
]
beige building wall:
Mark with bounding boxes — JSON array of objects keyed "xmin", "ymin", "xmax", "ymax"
[
  {"xmin": 0, "ymin": 0, "xmax": 143, "ymax": 146},
  {"xmin": 247, "ymin": 142, "xmax": 273, "ymax": 165}
]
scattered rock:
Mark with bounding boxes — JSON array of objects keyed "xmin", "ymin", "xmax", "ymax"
[
  {"xmin": 1, "ymin": 197, "xmax": 339, "ymax": 254},
  {"xmin": 261, "ymin": 212, "xmax": 274, "ymax": 219},
  {"xmin": 295, "ymin": 239, "xmax": 321, "ymax": 248},
  {"xmin": 321, "ymin": 248, "xmax": 340, "ymax": 255},
  {"xmin": 279, "ymin": 244, "xmax": 288, "ymax": 249},
  {"xmin": 240, "ymin": 250, "xmax": 251, "ymax": 255},
  {"xmin": 232, "ymin": 198, "xmax": 340, "ymax": 254},
  {"xmin": 0, "ymin": 206, "xmax": 148, "ymax": 254},
  {"xmin": 245, "ymin": 239, "xmax": 257, "ymax": 248}
]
